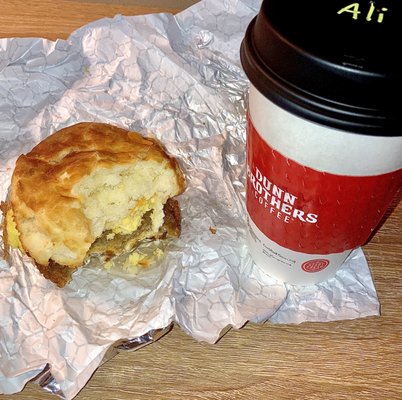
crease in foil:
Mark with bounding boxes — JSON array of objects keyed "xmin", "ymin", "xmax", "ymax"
[
  {"xmin": 31, "ymin": 325, "xmax": 173, "ymax": 399},
  {"xmin": 0, "ymin": 0, "xmax": 380, "ymax": 399}
]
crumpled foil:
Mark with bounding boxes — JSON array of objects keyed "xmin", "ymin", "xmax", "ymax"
[{"xmin": 0, "ymin": 0, "xmax": 380, "ymax": 398}]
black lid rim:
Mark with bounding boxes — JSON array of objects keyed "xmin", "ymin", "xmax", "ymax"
[{"xmin": 240, "ymin": 18, "xmax": 400, "ymax": 137}]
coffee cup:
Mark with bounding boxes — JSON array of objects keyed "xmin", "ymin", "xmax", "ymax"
[{"xmin": 240, "ymin": 0, "xmax": 402, "ymax": 285}]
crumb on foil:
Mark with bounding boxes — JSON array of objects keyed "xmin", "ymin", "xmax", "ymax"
[{"xmin": 103, "ymin": 248, "xmax": 165, "ymax": 275}]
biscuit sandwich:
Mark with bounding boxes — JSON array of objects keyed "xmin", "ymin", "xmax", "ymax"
[{"xmin": 2, "ymin": 122, "xmax": 185, "ymax": 287}]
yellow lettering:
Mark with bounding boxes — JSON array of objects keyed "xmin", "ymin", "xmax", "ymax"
[
  {"xmin": 366, "ymin": 2, "xmax": 375, "ymax": 21},
  {"xmin": 338, "ymin": 2, "xmax": 389, "ymax": 24},
  {"xmin": 378, "ymin": 7, "xmax": 388, "ymax": 23},
  {"xmin": 337, "ymin": 3, "xmax": 361, "ymax": 20}
]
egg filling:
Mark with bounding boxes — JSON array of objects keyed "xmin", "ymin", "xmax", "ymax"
[{"xmin": 72, "ymin": 159, "xmax": 179, "ymax": 254}]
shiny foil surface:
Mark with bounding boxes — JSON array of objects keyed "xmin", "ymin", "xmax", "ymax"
[{"xmin": 0, "ymin": 0, "xmax": 379, "ymax": 398}]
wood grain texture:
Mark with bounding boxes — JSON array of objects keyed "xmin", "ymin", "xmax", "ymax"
[
  {"xmin": 0, "ymin": 1, "xmax": 401, "ymax": 399},
  {"xmin": 0, "ymin": 0, "xmax": 181, "ymax": 40}
]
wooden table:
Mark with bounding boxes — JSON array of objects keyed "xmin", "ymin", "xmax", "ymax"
[{"xmin": 1, "ymin": 1, "xmax": 401, "ymax": 399}]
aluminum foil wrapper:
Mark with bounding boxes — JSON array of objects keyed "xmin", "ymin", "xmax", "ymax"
[{"xmin": 0, "ymin": 0, "xmax": 380, "ymax": 398}]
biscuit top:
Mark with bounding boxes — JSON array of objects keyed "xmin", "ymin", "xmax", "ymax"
[{"xmin": 10, "ymin": 122, "xmax": 185, "ymax": 267}]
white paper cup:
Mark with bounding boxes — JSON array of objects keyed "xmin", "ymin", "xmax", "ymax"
[
  {"xmin": 246, "ymin": 85, "xmax": 402, "ymax": 284},
  {"xmin": 240, "ymin": 0, "xmax": 402, "ymax": 285}
]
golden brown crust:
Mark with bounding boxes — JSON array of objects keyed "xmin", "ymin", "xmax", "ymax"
[
  {"xmin": 11, "ymin": 122, "xmax": 184, "ymax": 219},
  {"xmin": 0, "ymin": 202, "xmax": 10, "ymax": 260},
  {"xmin": 7, "ymin": 122, "xmax": 185, "ymax": 287}
]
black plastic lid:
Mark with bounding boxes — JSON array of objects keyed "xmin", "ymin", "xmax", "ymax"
[{"xmin": 240, "ymin": 0, "xmax": 402, "ymax": 136}]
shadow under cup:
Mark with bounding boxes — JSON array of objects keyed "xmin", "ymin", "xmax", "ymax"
[{"xmin": 240, "ymin": 0, "xmax": 402, "ymax": 285}]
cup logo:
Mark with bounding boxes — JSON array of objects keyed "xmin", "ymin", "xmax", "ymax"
[
  {"xmin": 301, "ymin": 259, "xmax": 330, "ymax": 273},
  {"xmin": 247, "ymin": 166, "xmax": 318, "ymax": 225}
]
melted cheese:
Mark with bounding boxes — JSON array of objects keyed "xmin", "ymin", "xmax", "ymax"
[{"xmin": 5, "ymin": 209, "xmax": 23, "ymax": 250}]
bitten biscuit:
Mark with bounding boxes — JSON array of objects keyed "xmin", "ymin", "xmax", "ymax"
[{"xmin": 3, "ymin": 122, "xmax": 185, "ymax": 287}]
